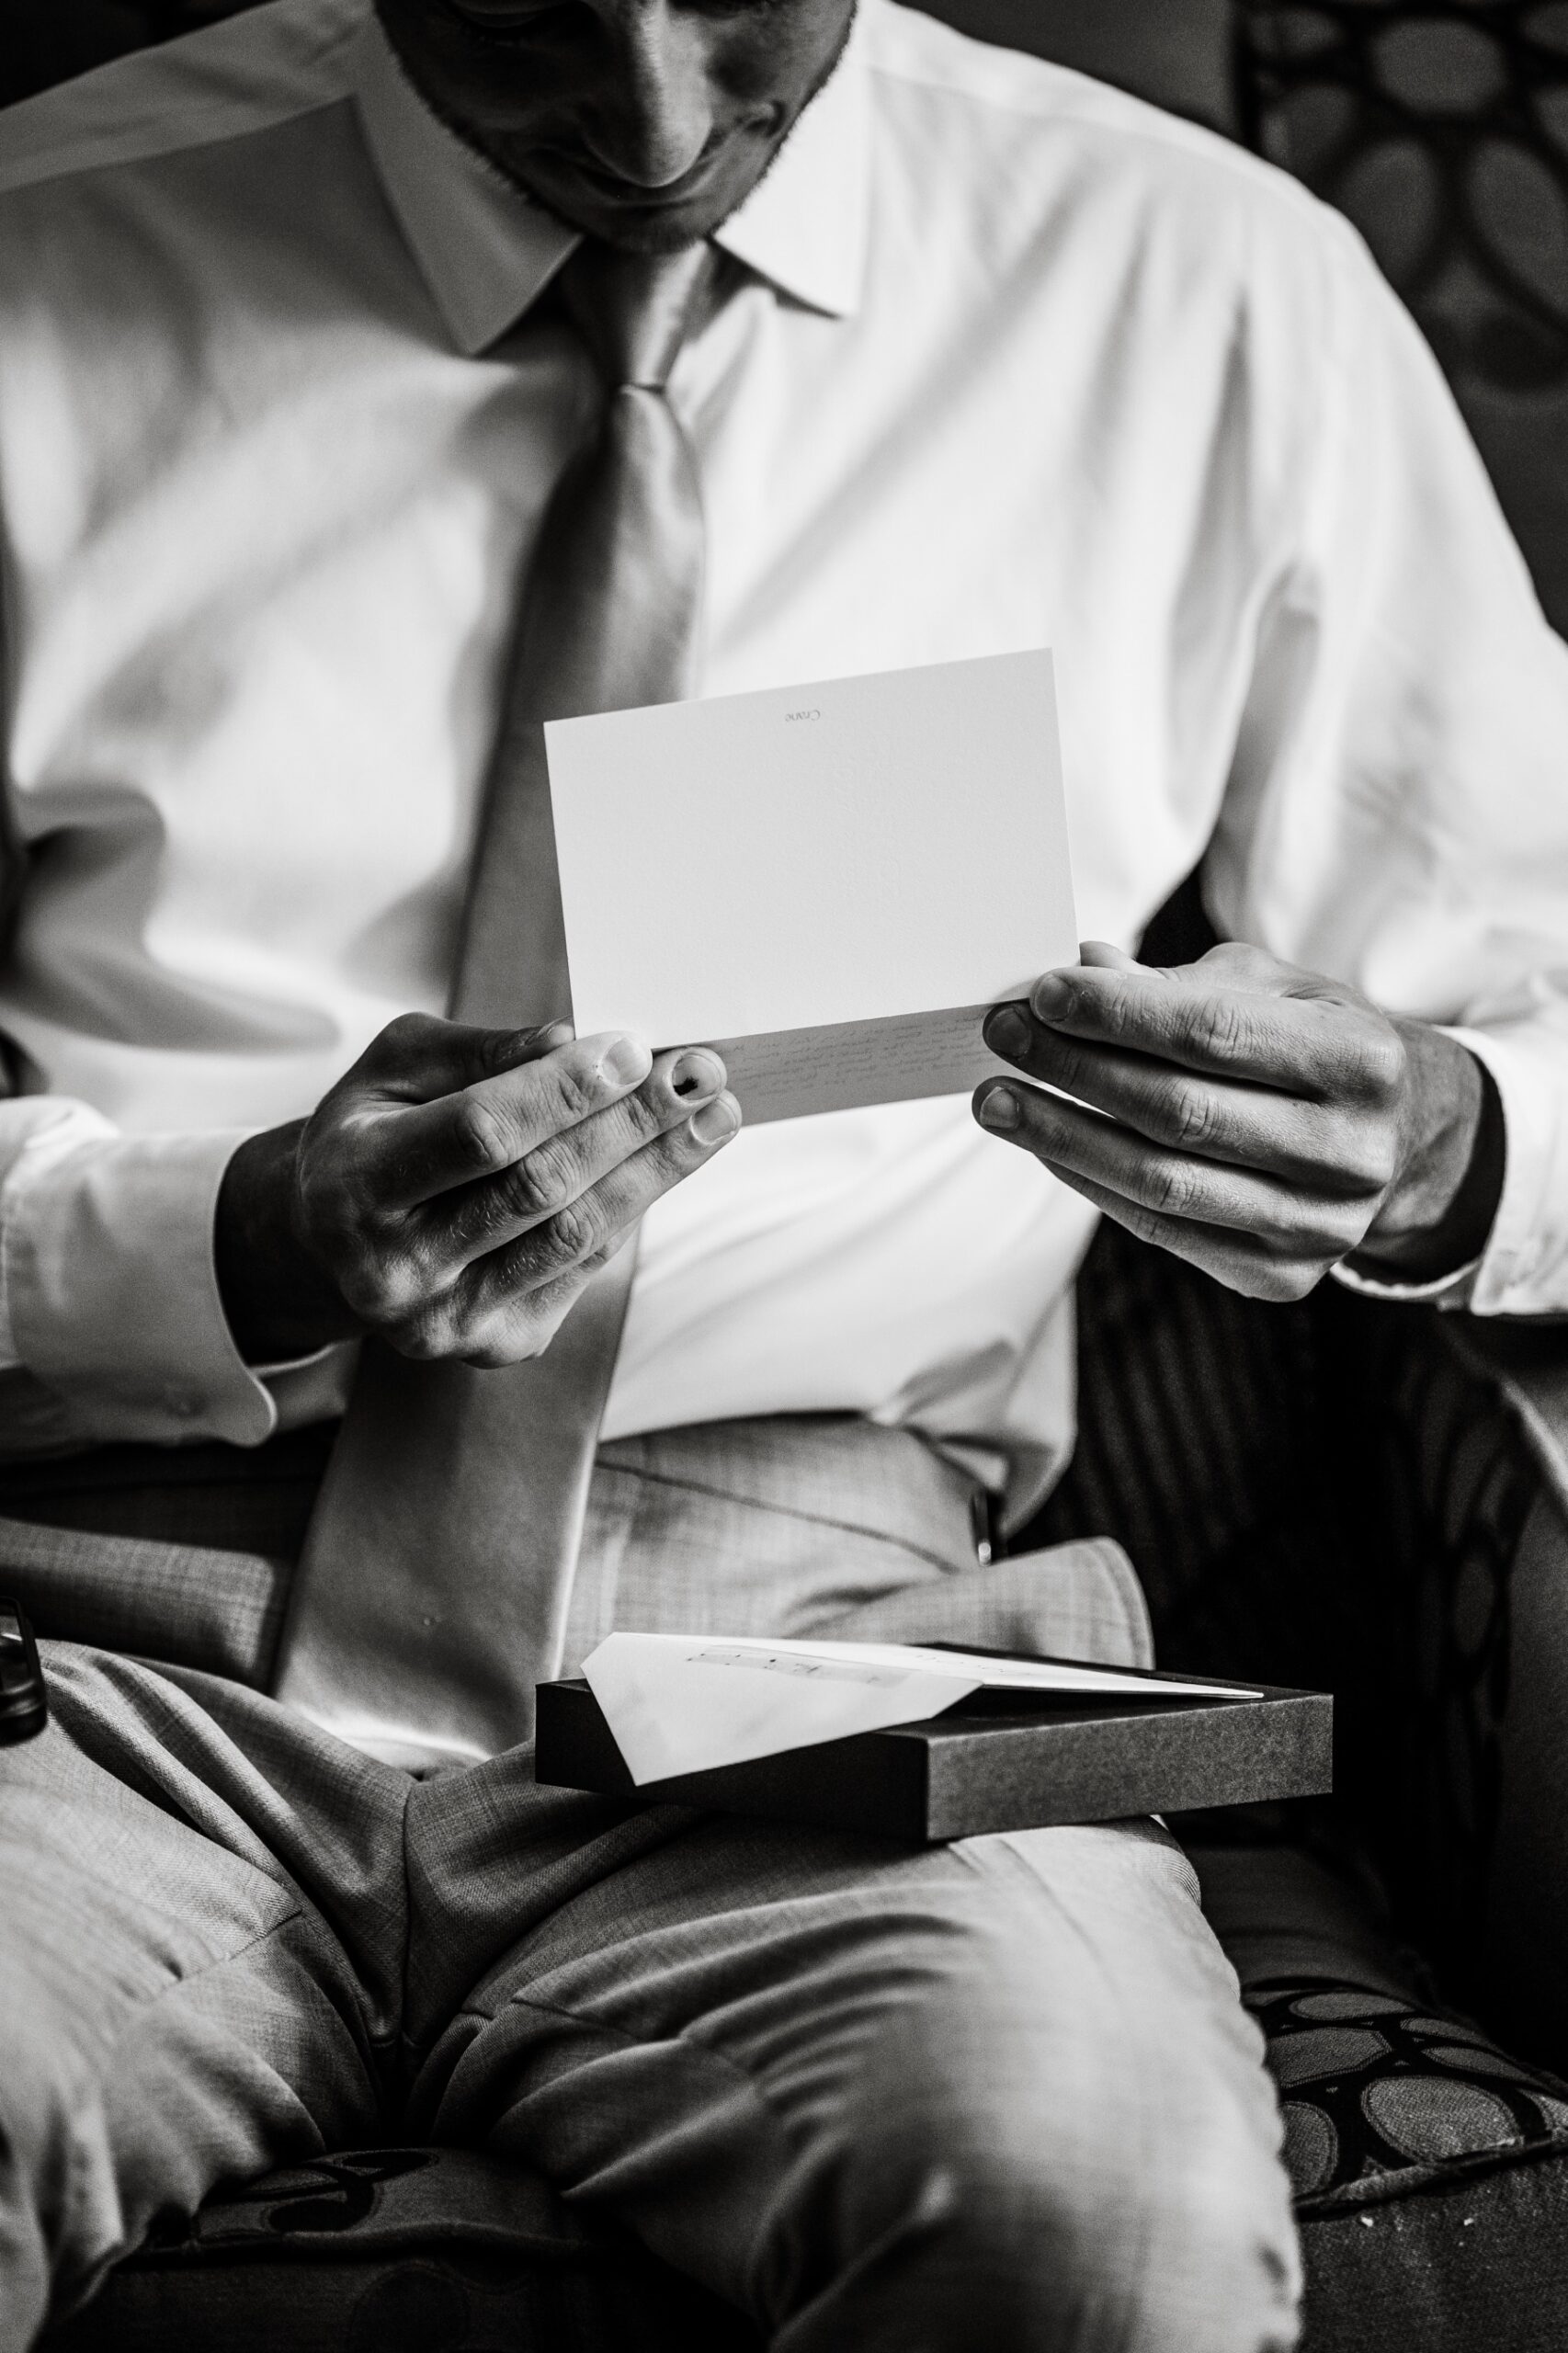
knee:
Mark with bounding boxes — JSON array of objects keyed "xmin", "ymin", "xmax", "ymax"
[
  {"xmin": 778, "ymin": 1949, "xmax": 1301, "ymax": 2353},
  {"xmin": 858, "ymin": 2097, "xmax": 1297, "ymax": 2353},
  {"xmin": 1093, "ymin": 2132, "xmax": 1302, "ymax": 2353}
]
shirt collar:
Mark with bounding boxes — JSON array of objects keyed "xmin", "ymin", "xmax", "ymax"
[
  {"xmin": 712, "ymin": 6, "xmax": 870, "ymax": 321},
  {"xmin": 351, "ymin": 6, "xmax": 870, "ymax": 357}
]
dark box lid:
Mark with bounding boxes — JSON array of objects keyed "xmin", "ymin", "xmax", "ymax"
[{"xmin": 535, "ymin": 1655, "xmax": 1332, "ymax": 1844}]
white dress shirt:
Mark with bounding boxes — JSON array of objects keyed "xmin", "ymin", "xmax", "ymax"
[{"xmin": 2, "ymin": 0, "xmax": 1566, "ymax": 1506}]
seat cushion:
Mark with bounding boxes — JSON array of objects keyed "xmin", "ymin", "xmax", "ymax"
[
  {"xmin": 1258, "ymin": 1976, "xmax": 1568, "ymax": 2216},
  {"xmin": 1269, "ymin": 1970, "xmax": 1568, "ymax": 2349},
  {"xmin": 1192, "ymin": 1842, "xmax": 1568, "ymax": 2350},
  {"xmin": 1297, "ymin": 2160, "xmax": 1568, "ymax": 2353},
  {"xmin": 40, "ymin": 2148, "xmax": 760, "ymax": 2353}
]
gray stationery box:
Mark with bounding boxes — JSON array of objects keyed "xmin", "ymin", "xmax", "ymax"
[{"xmin": 534, "ymin": 1659, "xmax": 1333, "ymax": 1844}]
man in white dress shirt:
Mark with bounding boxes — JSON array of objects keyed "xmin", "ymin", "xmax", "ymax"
[{"xmin": 1, "ymin": 0, "xmax": 1565, "ymax": 2346}]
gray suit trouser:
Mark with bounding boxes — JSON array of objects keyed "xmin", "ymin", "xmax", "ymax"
[{"xmin": 0, "ymin": 1416, "xmax": 1301, "ymax": 2350}]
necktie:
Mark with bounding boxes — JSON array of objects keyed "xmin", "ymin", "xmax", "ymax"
[{"xmin": 272, "ymin": 240, "xmax": 721, "ymax": 1770}]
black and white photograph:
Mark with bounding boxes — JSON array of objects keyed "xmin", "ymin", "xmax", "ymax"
[{"xmin": 1, "ymin": 2, "xmax": 1566, "ymax": 2347}]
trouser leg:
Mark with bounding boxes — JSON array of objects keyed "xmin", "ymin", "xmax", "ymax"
[
  {"xmin": 0, "ymin": 1643, "xmax": 406, "ymax": 2346},
  {"xmin": 404, "ymin": 1764, "xmax": 1302, "ymax": 2353}
]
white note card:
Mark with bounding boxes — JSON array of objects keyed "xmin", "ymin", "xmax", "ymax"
[{"xmin": 544, "ymin": 650, "xmax": 1077, "ymax": 1121}]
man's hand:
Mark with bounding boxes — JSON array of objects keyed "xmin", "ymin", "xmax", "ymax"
[
  {"xmin": 973, "ymin": 940, "xmax": 1504, "ymax": 1301},
  {"xmin": 216, "ymin": 1014, "xmax": 741, "ymax": 1367}
]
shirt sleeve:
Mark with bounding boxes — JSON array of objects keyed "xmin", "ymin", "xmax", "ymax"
[
  {"xmin": 1205, "ymin": 208, "xmax": 1568, "ymax": 1318},
  {"xmin": 0, "ymin": 1095, "xmax": 280, "ymax": 1453}
]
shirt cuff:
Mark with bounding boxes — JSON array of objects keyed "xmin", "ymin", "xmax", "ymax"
[
  {"xmin": 1334, "ymin": 1025, "xmax": 1567, "ymax": 1320},
  {"xmin": 1446, "ymin": 1025, "xmax": 1568, "ymax": 1315},
  {"xmin": 0, "ymin": 1104, "xmax": 279, "ymax": 1447},
  {"xmin": 1331, "ymin": 1251, "xmax": 1483, "ymax": 1308}
]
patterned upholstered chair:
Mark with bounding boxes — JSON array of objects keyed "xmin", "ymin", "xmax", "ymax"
[
  {"xmin": 12, "ymin": 6, "xmax": 1568, "ymax": 2349},
  {"xmin": 1235, "ymin": 0, "xmax": 1568, "ymax": 636}
]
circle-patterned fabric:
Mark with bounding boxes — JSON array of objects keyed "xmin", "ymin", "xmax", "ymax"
[
  {"xmin": 1239, "ymin": 0, "xmax": 1568, "ymax": 393},
  {"xmin": 1250, "ymin": 1974, "xmax": 1568, "ymax": 2212}
]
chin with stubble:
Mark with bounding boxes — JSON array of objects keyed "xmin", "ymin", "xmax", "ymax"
[{"xmin": 373, "ymin": 0, "xmax": 858, "ymax": 253}]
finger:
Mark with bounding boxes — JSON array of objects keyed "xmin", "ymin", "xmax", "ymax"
[
  {"xmin": 972, "ymin": 1078, "xmax": 1368, "ymax": 1252},
  {"xmin": 981, "ymin": 1007, "xmax": 1392, "ymax": 1194},
  {"xmin": 352, "ymin": 1011, "xmax": 574, "ymax": 1103},
  {"xmin": 355, "ymin": 1029, "xmax": 663, "ymax": 1211},
  {"xmin": 1020, "ymin": 1160, "xmax": 1328, "ymax": 1305},
  {"xmin": 428, "ymin": 1047, "xmax": 733, "ymax": 1269},
  {"xmin": 1019, "ymin": 965, "xmax": 1402, "ymax": 1100},
  {"xmin": 451, "ymin": 1088, "xmax": 744, "ymax": 1356},
  {"xmin": 454, "ymin": 1245, "xmax": 629, "ymax": 1370}
]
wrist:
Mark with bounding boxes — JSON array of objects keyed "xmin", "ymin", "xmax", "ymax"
[
  {"xmin": 215, "ymin": 1121, "xmax": 356, "ymax": 1364},
  {"xmin": 1353, "ymin": 1028, "xmax": 1505, "ymax": 1282}
]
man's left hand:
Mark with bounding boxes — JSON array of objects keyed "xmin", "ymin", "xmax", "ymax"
[{"xmin": 974, "ymin": 940, "xmax": 1502, "ymax": 1301}]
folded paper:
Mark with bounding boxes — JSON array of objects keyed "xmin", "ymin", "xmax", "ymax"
[{"xmin": 581, "ymin": 1631, "xmax": 1259, "ymax": 1786}]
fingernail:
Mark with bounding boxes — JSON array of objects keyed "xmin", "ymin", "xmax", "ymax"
[
  {"xmin": 1030, "ymin": 975, "xmax": 1073, "ymax": 1021},
  {"xmin": 689, "ymin": 1093, "xmax": 740, "ymax": 1147},
  {"xmin": 601, "ymin": 1035, "xmax": 652, "ymax": 1086},
  {"xmin": 986, "ymin": 1006, "xmax": 1029, "ymax": 1059},
  {"xmin": 670, "ymin": 1050, "xmax": 722, "ymax": 1100},
  {"xmin": 978, "ymin": 1086, "xmax": 1020, "ymax": 1132}
]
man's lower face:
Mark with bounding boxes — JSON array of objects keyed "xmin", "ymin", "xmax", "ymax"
[{"xmin": 373, "ymin": 0, "xmax": 858, "ymax": 250}]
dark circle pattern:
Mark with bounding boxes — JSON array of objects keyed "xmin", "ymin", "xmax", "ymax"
[
  {"xmin": 1237, "ymin": 1, "xmax": 1568, "ymax": 390},
  {"xmin": 1248, "ymin": 1974, "xmax": 1568, "ymax": 2211}
]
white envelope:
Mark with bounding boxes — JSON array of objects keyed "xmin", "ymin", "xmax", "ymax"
[
  {"xmin": 582, "ymin": 1631, "xmax": 1258, "ymax": 1786},
  {"xmin": 544, "ymin": 650, "xmax": 1077, "ymax": 1121}
]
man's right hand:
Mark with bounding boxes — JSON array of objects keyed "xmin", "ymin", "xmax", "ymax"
[{"xmin": 215, "ymin": 1013, "xmax": 740, "ymax": 1369}]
